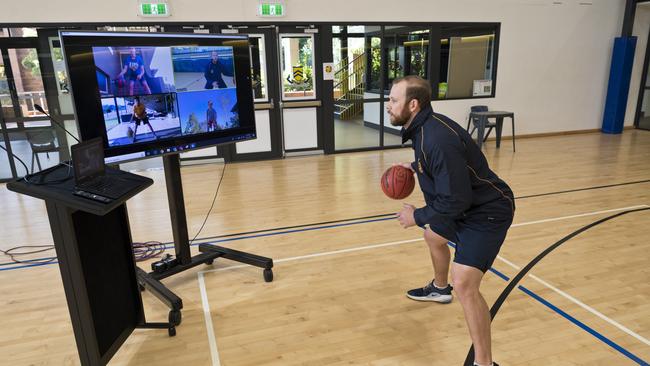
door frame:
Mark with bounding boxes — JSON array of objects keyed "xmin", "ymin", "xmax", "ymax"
[
  {"xmin": 218, "ymin": 25, "xmax": 284, "ymax": 162},
  {"xmin": 277, "ymin": 24, "xmax": 325, "ymax": 154}
]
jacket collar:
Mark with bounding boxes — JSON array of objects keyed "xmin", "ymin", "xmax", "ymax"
[{"xmin": 401, "ymin": 104, "xmax": 433, "ymax": 144}]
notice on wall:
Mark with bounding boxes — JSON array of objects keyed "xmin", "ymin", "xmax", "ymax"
[{"xmin": 323, "ymin": 62, "xmax": 334, "ymax": 81}]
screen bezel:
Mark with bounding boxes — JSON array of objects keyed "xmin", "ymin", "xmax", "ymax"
[{"xmin": 60, "ymin": 31, "xmax": 257, "ymax": 163}]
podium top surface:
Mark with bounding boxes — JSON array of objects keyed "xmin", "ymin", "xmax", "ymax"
[{"xmin": 6, "ymin": 163, "xmax": 153, "ymax": 216}]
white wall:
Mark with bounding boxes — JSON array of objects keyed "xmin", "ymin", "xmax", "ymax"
[{"xmin": 1, "ymin": 0, "xmax": 636, "ymax": 136}]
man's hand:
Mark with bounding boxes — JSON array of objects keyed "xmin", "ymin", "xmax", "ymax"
[
  {"xmin": 393, "ymin": 162, "xmax": 415, "ymax": 173},
  {"xmin": 397, "ymin": 203, "xmax": 416, "ymax": 228}
]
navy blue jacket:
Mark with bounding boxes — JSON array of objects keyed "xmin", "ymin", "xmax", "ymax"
[{"xmin": 401, "ymin": 105, "xmax": 515, "ymax": 237}]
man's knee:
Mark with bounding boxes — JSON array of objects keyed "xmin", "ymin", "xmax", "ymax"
[
  {"xmin": 451, "ymin": 265, "xmax": 483, "ymax": 299},
  {"xmin": 424, "ymin": 228, "xmax": 448, "ymax": 248}
]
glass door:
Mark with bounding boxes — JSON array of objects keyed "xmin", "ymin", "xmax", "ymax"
[
  {"xmin": 0, "ymin": 36, "xmax": 60, "ymax": 181},
  {"xmin": 278, "ymin": 26, "xmax": 323, "ymax": 153}
]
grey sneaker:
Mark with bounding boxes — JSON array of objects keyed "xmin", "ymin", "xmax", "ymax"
[{"xmin": 406, "ymin": 279, "xmax": 453, "ymax": 303}]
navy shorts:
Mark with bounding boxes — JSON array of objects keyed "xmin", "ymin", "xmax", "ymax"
[{"xmin": 432, "ymin": 198, "xmax": 514, "ymax": 272}]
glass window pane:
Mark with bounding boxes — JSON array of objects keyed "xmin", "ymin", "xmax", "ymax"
[
  {"xmin": 0, "ymin": 52, "xmax": 16, "ymax": 118},
  {"xmin": 440, "ymin": 26, "xmax": 496, "ymax": 99},
  {"xmin": 249, "ymin": 35, "xmax": 268, "ymax": 101},
  {"xmin": 8, "ymin": 28, "xmax": 38, "ymax": 37},
  {"xmin": 7, "ymin": 48, "xmax": 48, "ymax": 116},
  {"xmin": 10, "ymin": 125, "xmax": 60, "ymax": 175},
  {"xmin": 281, "ymin": 35, "xmax": 315, "ymax": 100},
  {"xmin": 0, "ymin": 29, "xmax": 9, "ymax": 37},
  {"xmin": 332, "ymin": 26, "xmax": 382, "ymax": 150},
  {"xmin": 0, "ymin": 135, "xmax": 14, "ymax": 179},
  {"xmin": 50, "ymin": 37, "xmax": 74, "ymax": 115},
  {"xmin": 384, "ymin": 27, "xmax": 429, "ymax": 97}
]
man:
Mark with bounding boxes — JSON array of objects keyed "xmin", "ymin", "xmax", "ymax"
[
  {"xmin": 129, "ymin": 97, "xmax": 158, "ymax": 142},
  {"xmin": 204, "ymin": 51, "xmax": 227, "ymax": 89},
  {"xmin": 206, "ymin": 100, "xmax": 218, "ymax": 132},
  {"xmin": 388, "ymin": 76, "xmax": 514, "ymax": 366},
  {"xmin": 116, "ymin": 47, "xmax": 152, "ymax": 96}
]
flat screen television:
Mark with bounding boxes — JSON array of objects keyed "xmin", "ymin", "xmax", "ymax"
[{"xmin": 60, "ymin": 31, "xmax": 257, "ymax": 164}]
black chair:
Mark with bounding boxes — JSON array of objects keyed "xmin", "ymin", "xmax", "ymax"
[
  {"xmin": 26, "ymin": 130, "xmax": 59, "ymax": 173},
  {"xmin": 466, "ymin": 105, "xmax": 496, "ymax": 142}
]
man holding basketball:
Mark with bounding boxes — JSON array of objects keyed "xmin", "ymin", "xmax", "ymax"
[{"xmin": 388, "ymin": 75, "xmax": 514, "ymax": 366}]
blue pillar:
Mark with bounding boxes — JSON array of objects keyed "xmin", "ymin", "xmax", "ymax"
[{"xmin": 602, "ymin": 36, "xmax": 636, "ymax": 134}]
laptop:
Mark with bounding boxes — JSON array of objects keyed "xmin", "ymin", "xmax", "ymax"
[{"xmin": 71, "ymin": 137, "xmax": 140, "ymax": 200}]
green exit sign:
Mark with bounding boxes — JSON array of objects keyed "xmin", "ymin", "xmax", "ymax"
[
  {"xmin": 139, "ymin": 2, "xmax": 170, "ymax": 17},
  {"xmin": 258, "ymin": 3, "xmax": 285, "ymax": 17}
]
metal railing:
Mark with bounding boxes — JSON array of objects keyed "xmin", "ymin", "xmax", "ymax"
[{"xmin": 333, "ymin": 53, "xmax": 366, "ymax": 120}]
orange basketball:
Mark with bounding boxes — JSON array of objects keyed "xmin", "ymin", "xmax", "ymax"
[{"xmin": 381, "ymin": 165, "xmax": 415, "ymax": 200}]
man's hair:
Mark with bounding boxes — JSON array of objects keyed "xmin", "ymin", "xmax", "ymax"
[{"xmin": 393, "ymin": 75, "xmax": 431, "ymax": 110}]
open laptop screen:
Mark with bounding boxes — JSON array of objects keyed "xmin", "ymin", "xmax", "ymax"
[{"xmin": 72, "ymin": 137, "xmax": 105, "ymax": 183}]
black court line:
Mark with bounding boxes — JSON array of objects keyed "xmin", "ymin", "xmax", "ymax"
[
  {"xmin": 515, "ymin": 179, "xmax": 650, "ymax": 200},
  {"xmin": 2, "ymin": 179, "xmax": 648, "ymax": 269},
  {"xmin": 464, "ymin": 207, "xmax": 650, "ymax": 365}
]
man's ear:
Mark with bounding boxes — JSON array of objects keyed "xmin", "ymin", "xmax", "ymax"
[{"xmin": 409, "ymin": 99, "xmax": 419, "ymax": 113}]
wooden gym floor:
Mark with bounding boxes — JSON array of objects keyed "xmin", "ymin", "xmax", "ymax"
[{"xmin": 0, "ymin": 130, "xmax": 649, "ymax": 365}]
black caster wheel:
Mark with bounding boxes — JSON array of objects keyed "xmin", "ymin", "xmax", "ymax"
[
  {"xmin": 138, "ymin": 283, "xmax": 145, "ymax": 292},
  {"xmin": 263, "ymin": 269, "xmax": 273, "ymax": 282},
  {"xmin": 169, "ymin": 310, "xmax": 182, "ymax": 326},
  {"xmin": 168, "ymin": 327, "xmax": 176, "ymax": 337},
  {"xmin": 205, "ymin": 259, "xmax": 214, "ymax": 265}
]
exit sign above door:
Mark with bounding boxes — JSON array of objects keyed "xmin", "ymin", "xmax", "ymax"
[
  {"xmin": 138, "ymin": 1, "xmax": 170, "ymax": 17},
  {"xmin": 258, "ymin": 1, "xmax": 285, "ymax": 17}
]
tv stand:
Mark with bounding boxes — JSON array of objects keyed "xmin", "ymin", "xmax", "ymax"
[{"xmin": 137, "ymin": 154, "xmax": 274, "ymax": 329}]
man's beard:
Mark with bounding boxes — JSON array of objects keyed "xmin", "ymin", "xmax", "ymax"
[{"xmin": 390, "ymin": 104, "xmax": 412, "ymax": 127}]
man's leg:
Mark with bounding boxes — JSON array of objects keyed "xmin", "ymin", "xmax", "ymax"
[
  {"xmin": 129, "ymin": 80, "xmax": 134, "ymax": 96},
  {"xmin": 146, "ymin": 121, "xmax": 157, "ymax": 138},
  {"xmin": 141, "ymin": 80, "xmax": 152, "ymax": 94},
  {"xmin": 451, "ymin": 263, "xmax": 492, "ymax": 365},
  {"xmin": 406, "ymin": 228, "xmax": 453, "ymax": 303},
  {"xmin": 423, "ymin": 228, "xmax": 450, "ymax": 287}
]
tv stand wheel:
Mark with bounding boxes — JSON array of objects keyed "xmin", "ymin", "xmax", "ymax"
[
  {"xmin": 168, "ymin": 326, "xmax": 176, "ymax": 337},
  {"xmin": 263, "ymin": 269, "xmax": 273, "ymax": 282},
  {"xmin": 205, "ymin": 259, "xmax": 214, "ymax": 265},
  {"xmin": 138, "ymin": 283, "xmax": 145, "ymax": 292},
  {"xmin": 169, "ymin": 310, "xmax": 182, "ymax": 326}
]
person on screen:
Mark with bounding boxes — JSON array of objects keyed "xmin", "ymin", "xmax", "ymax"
[
  {"xmin": 116, "ymin": 47, "xmax": 152, "ymax": 96},
  {"xmin": 204, "ymin": 51, "xmax": 227, "ymax": 89},
  {"xmin": 184, "ymin": 112, "xmax": 202, "ymax": 135},
  {"xmin": 129, "ymin": 97, "xmax": 158, "ymax": 142},
  {"xmin": 206, "ymin": 100, "xmax": 218, "ymax": 132}
]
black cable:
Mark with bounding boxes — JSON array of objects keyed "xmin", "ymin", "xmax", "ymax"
[
  {"xmin": 131, "ymin": 241, "xmax": 166, "ymax": 261},
  {"xmin": 189, "ymin": 163, "xmax": 227, "ymax": 245},
  {"xmin": 0, "ymin": 245, "xmax": 56, "ymax": 265}
]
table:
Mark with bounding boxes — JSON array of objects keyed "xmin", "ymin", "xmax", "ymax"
[{"xmin": 467, "ymin": 111, "xmax": 515, "ymax": 151}]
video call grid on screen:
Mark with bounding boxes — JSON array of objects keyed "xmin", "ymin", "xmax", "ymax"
[
  {"xmin": 93, "ymin": 45, "xmax": 239, "ymax": 147},
  {"xmin": 60, "ymin": 31, "xmax": 257, "ymax": 163}
]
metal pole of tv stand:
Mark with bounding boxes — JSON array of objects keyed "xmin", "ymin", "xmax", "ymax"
[{"xmin": 136, "ymin": 153, "xmax": 274, "ymax": 334}]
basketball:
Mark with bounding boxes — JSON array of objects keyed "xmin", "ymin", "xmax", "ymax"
[{"xmin": 381, "ymin": 165, "xmax": 415, "ymax": 200}]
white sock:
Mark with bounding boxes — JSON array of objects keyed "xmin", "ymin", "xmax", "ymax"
[
  {"xmin": 433, "ymin": 282, "xmax": 447, "ymax": 290},
  {"xmin": 473, "ymin": 362, "xmax": 494, "ymax": 366}
]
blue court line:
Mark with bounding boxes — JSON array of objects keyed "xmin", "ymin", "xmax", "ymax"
[
  {"xmin": 0, "ymin": 216, "xmax": 397, "ymax": 271},
  {"xmin": 2, "ymin": 223, "xmax": 648, "ymax": 364},
  {"xmin": 448, "ymin": 239, "xmax": 646, "ymax": 364},
  {"xmin": 518, "ymin": 285, "xmax": 649, "ymax": 366}
]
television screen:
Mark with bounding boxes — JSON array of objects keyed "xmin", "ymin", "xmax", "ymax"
[{"xmin": 60, "ymin": 31, "xmax": 256, "ymax": 164}]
